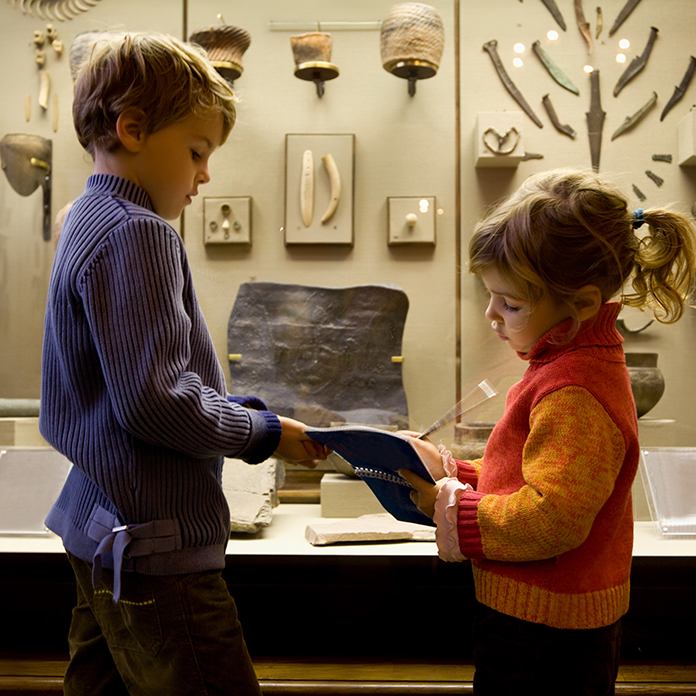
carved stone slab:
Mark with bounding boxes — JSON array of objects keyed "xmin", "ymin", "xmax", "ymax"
[
  {"xmin": 222, "ymin": 457, "xmax": 285, "ymax": 533},
  {"xmin": 227, "ymin": 282, "xmax": 409, "ymax": 428}
]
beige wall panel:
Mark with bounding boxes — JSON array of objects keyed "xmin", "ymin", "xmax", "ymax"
[
  {"xmin": 460, "ymin": 0, "xmax": 696, "ymax": 444},
  {"xmin": 185, "ymin": 0, "xmax": 458, "ymax": 434},
  {"xmin": 0, "ymin": 0, "xmax": 183, "ymax": 399}
]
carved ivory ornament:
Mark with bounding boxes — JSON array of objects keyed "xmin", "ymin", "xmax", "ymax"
[
  {"xmin": 300, "ymin": 150, "xmax": 342, "ymax": 226},
  {"xmin": 482, "ymin": 126, "xmax": 520, "ymax": 155}
]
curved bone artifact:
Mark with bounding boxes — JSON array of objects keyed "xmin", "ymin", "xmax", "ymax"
[
  {"xmin": 608, "ymin": 0, "xmax": 644, "ymax": 37},
  {"xmin": 380, "ymin": 3, "xmax": 445, "ymax": 96},
  {"xmin": 574, "ymin": 0, "xmax": 593, "ymax": 54},
  {"xmin": 542, "ymin": 94, "xmax": 576, "ymax": 138},
  {"xmin": 300, "ymin": 149, "xmax": 314, "ymax": 227},
  {"xmin": 660, "ymin": 56, "xmax": 696, "ymax": 122},
  {"xmin": 320, "ymin": 153, "xmax": 341, "ymax": 224},
  {"xmin": 613, "ymin": 26, "xmax": 658, "ymax": 97},
  {"xmin": 483, "ymin": 40, "xmax": 543, "ymax": 128},
  {"xmin": 189, "ymin": 23, "xmax": 251, "ymax": 84},
  {"xmin": 611, "ymin": 91, "xmax": 657, "ymax": 140},
  {"xmin": 532, "ymin": 41, "xmax": 579, "ymax": 95},
  {"xmin": 540, "ymin": 0, "xmax": 567, "ymax": 31},
  {"xmin": 290, "ymin": 32, "xmax": 339, "ymax": 98},
  {"xmin": 8, "ymin": 0, "xmax": 103, "ymax": 19},
  {"xmin": 0, "ymin": 133, "xmax": 52, "ymax": 240}
]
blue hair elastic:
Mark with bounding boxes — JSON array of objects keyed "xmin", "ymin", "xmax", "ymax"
[{"xmin": 632, "ymin": 208, "xmax": 645, "ymax": 229}]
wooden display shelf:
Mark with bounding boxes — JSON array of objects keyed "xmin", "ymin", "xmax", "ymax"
[{"xmin": 1, "ymin": 657, "xmax": 695, "ymax": 694}]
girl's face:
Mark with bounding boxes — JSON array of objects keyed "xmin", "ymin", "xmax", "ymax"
[{"xmin": 481, "ymin": 268, "xmax": 571, "ymax": 354}]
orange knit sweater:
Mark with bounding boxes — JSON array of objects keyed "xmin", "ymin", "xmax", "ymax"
[{"xmin": 455, "ymin": 303, "xmax": 639, "ymax": 629}]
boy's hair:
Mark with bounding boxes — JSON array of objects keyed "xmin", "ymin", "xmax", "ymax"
[
  {"xmin": 469, "ymin": 168, "xmax": 696, "ymax": 328},
  {"xmin": 73, "ymin": 32, "xmax": 237, "ymax": 156}
]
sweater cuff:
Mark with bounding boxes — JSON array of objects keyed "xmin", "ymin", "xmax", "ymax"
[
  {"xmin": 238, "ymin": 410, "xmax": 282, "ymax": 464},
  {"xmin": 227, "ymin": 394, "xmax": 269, "ymax": 411},
  {"xmin": 456, "ymin": 459, "xmax": 480, "ymax": 488},
  {"xmin": 456, "ymin": 490, "xmax": 486, "ymax": 558},
  {"xmin": 434, "ymin": 479, "xmax": 471, "ymax": 562}
]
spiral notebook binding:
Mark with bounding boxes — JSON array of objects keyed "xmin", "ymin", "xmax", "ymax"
[{"xmin": 354, "ymin": 466, "xmax": 411, "ymax": 487}]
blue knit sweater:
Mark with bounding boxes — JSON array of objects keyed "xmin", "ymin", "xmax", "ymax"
[{"xmin": 40, "ymin": 174, "xmax": 282, "ymax": 576}]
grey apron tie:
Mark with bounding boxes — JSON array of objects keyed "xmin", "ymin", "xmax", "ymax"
[{"xmin": 86, "ymin": 505, "xmax": 181, "ymax": 602}]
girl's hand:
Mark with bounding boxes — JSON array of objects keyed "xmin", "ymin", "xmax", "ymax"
[
  {"xmin": 274, "ymin": 416, "xmax": 331, "ymax": 468},
  {"xmin": 397, "ymin": 430, "xmax": 447, "ymax": 480},
  {"xmin": 398, "ymin": 468, "xmax": 447, "ymax": 519}
]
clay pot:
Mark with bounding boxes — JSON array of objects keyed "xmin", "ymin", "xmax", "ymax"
[
  {"xmin": 625, "ymin": 352, "xmax": 665, "ymax": 418},
  {"xmin": 450, "ymin": 421, "xmax": 496, "ymax": 460}
]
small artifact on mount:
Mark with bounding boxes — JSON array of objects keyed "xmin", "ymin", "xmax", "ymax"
[
  {"xmin": 540, "ymin": 0, "xmax": 567, "ymax": 31},
  {"xmin": 482, "ymin": 127, "xmax": 520, "ymax": 154},
  {"xmin": 611, "ymin": 91, "xmax": 657, "ymax": 140},
  {"xmin": 0, "ymin": 133, "xmax": 52, "ymax": 241},
  {"xmin": 613, "ymin": 26, "xmax": 658, "ymax": 97},
  {"xmin": 542, "ymin": 94, "xmax": 577, "ymax": 138},
  {"xmin": 586, "ymin": 69, "xmax": 605, "ymax": 171},
  {"xmin": 532, "ymin": 41, "xmax": 579, "ymax": 95},
  {"xmin": 645, "ymin": 170, "xmax": 664, "ymax": 187},
  {"xmin": 521, "ymin": 152, "xmax": 544, "ymax": 160},
  {"xmin": 608, "ymin": 0, "xmax": 645, "ymax": 37},
  {"xmin": 632, "ymin": 183, "xmax": 646, "ymax": 201},
  {"xmin": 289, "ymin": 32, "xmax": 338, "ymax": 98},
  {"xmin": 596, "ymin": 6, "xmax": 603, "ymax": 39},
  {"xmin": 652, "ymin": 154, "xmax": 672, "ymax": 163},
  {"xmin": 380, "ymin": 3, "xmax": 445, "ymax": 97},
  {"xmin": 189, "ymin": 23, "xmax": 251, "ymax": 85},
  {"xmin": 483, "ymin": 40, "xmax": 543, "ymax": 128},
  {"xmin": 574, "ymin": 0, "xmax": 593, "ymax": 54},
  {"xmin": 660, "ymin": 56, "xmax": 696, "ymax": 122}
]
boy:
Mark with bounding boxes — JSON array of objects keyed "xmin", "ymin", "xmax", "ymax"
[{"xmin": 40, "ymin": 33, "xmax": 327, "ymax": 695}]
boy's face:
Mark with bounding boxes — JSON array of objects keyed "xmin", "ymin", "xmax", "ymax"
[
  {"xmin": 481, "ymin": 268, "xmax": 571, "ymax": 354},
  {"xmin": 134, "ymin": 113, "xmax": 224, "ymax": 220}
]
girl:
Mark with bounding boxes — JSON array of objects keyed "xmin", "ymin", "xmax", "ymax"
[{"xmin": 401, "ymin": 169, "xmax": 696, "ymax": 696}]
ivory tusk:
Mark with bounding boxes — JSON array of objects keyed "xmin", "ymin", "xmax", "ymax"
[
  {"xmin": 38, "ymin": 70, "xmax": 50, "ymax": 110},
  {"xmin": 300, "ymin": 150, "xmax": 314, "ymax": 227},
  {"xmin": 320, "ymin": 153, "xmax": 341, "ymax": 224}
]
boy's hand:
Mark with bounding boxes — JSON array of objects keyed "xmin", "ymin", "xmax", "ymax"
[
  {"xmin": 274, "ymin": 416, "xmax": 331, "ymax": 468},
  {"xmin": 398, "ymin": 469, "xmax": 447, "ymax": 519}
]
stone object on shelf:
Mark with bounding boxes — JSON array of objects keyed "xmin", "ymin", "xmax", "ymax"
[
  {"xmin": 306, "ymin": 513, "xmax": 435, "ymax": 546},
  {"xmin": 222, "ymin": 458, "xmax": 285, "ymax": 533}
]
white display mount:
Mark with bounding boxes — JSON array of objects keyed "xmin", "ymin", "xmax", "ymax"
[
  {"xmin": 284, "ymin": 133, "xmax": 355, "ymax": 245},
  {"xmin": 387, "ymin": 196, "xmax": 436, "ymax": 245},
  {"xmin": 203, "ymin": 196, "xmax": 251, "ymax": 245}
]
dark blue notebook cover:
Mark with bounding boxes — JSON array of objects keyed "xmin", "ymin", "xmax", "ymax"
[{"xmin": 307, "ymin": 426, "xmax": 436, "ymax": 527}]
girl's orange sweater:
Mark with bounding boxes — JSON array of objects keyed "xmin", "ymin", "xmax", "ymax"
[{"xmin": 456, "ymin": 302, "xmax": 639, "ymax": 629}]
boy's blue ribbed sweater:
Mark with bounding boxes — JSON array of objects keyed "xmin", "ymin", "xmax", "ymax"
[{"xmin": 40, "ymin": 174, "xmax": 282, "ymax": 575}]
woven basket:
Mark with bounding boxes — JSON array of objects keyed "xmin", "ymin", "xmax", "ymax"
[
  {"xmin": 290, "ymin": 32, "xmax": 333, "ymax": 65},
  {"xmin": 380, "ymin": 3, "xmax": 445, "ymax": 76},
  {"xmin": 69, "ymin": 31, "xmax": 125, "ymax": 81},
  {"xmin": 189, "ymin": 25, "xmax": 251, "ymax": 78}
]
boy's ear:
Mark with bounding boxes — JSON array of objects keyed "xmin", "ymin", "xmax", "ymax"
[
  {"xmin": 115, "ymin": 109, "xmax": 148, "ymax": 152},
  {"xmin": 574, "ymin": 285, "xmax": 603, "ymax": 321}
]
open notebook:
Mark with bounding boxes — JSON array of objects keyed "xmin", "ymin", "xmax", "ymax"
[{"xmin": 307, "ymin": 426, "xmax": 440, "ymax": 527}]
